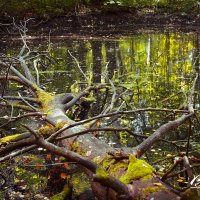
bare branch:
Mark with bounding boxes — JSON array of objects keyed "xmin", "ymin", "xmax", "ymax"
[
  {"xmin": 0, "ymin": 61, "xmax": 36, "ymax": 90},
  {"xmin": 48, "ymin": 107, "xmax": 190, "ymax": 141},
  {"xmin": 2, "ymin": 96, "xmax": 38, "ymax": 103},
  {"xmin": 0, "ymin": 112, "xmax": 43, "ymax": 129},
  {"xmin": 183, "ymin": 156, "xmax": 194, "ymax": 182},
  {"xmin": 18, "ymin": 92, "xmax": 38, "ymax": 111},
  {"xmin": 36, "ymin": 137, "xmax": 132, "ymax": 198},
  {"xmin": 0, "ymin": 145, "xmax": 37, "ymax": 162},
  {"xmin": 68, "ymin": 50, "xmax": 88, "ymax": 81},
  {"xmin": 64, "ymin": 84, "xmax": 108, "ymax": 110},
  {"xmin": 135, "ymin": 73, "xmax": 199, "ymax": 157},
  {"xmin": 0, "ymin": 101, "xmax": 36, "ymax": 112},
  {"xmin": 33, "ymin": 58, "xmax": 40, "ymax": 85},
  {"xmin": 0, "ymin": 75, "xmax": 29, "ymax": 88}
]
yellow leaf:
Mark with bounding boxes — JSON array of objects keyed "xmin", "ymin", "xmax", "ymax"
[
  {"xmin": 15, "ymin": 167, "xmax": 20, "ymax": 172},
  {"xmin": 177, "ymin": 179, "xmax": 184, "ymax": 182},
  {"xmin": 97, "ymin": 121, "xmax": 101, "ymax": 127},
  {"xmin": 59, "ymin": 156, "xmax": 66, "ymax": 161},
  {"xmin": 153, "ymin": 182, "xmax": 162, "ymax": 186},
  {"xmin": 33, "ymin": 175, "xmax": 38, "ymax": 179},
  {"xmin": 166, "ymin": 154, "xmax": 173, "ymax": 158}
]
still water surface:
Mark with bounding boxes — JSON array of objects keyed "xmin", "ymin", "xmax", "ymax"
[{"xmin": 1, "ymin": 31, "xmax": 200, "ymax": 157}]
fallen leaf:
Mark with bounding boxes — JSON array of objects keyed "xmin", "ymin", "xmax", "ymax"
[{"xmin": 60, "ymin": 173, "xmax": 67, "ymax": 179}]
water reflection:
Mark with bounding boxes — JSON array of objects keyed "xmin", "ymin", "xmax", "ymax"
[
  {"xmin": 43, "ymin": 33, "xmax": 198, "ymax": 99},
  {"xmin": 1, "ymin": 32, "xmax": 200, "ymax": 133}
]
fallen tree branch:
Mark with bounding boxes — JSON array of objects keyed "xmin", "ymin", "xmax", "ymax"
[
  {"xmin": 2, "ymin": 96, "xmax": 38, "ymax": 103},
  {"xmin": 64, "ymin": 84, "xmax": 108, "ymax": 110},
  {"xmin": 135, "ymin": 112, "xmax": 194, "ymax": 157},
  {"xmin": 0, "ymin": 112, "xmax": 43, "ymax": 128},
  {"xmin": 0, "ymin": 101, "xmax": 36, "ymax": 112},
  {"xmin": 0, "ymin": 75, "xmax": 29, "ymax": 88},
  {"xmin": 48, "ymin": 107, "xmax": 190, "ymax": 141},
  {"xmin": 135, "ymin": 73, "xmax": 199, "ymax": 157},
  {"xmin": 36, "ymin": 136, "xmax": 133, "ymax": 198}
]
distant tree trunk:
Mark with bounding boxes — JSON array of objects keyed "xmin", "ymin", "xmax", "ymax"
[
  {"xmin": 91, "ymin": 41, "xmax": 103, "ymax": 115},
  {"xmin": 105, "ymin": 41, "xmax": 117, "ymax": 79},
  {"xmin": 91, "ymin": 41, "xmax": 102, "ymax": 83},
  {"xmin": 193, "ymin": 34, "xmax": 199, "ymax": 72}
]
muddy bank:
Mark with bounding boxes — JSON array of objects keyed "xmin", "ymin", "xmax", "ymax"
[{"xmin": 0, "ymin": 10, "xmax": 200, "ymax": 38}]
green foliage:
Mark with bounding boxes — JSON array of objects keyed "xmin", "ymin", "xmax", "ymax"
[
  {"xmin": 0, "ymin": 0, "xmax": 78, "ymax": 17},
  {"xmin": 155, "ymin": 0, "xmax": 198, "ymax": 12},
  {"xmin": 0, "ymin": 0, "xmax": 199, "ymax": 16}
]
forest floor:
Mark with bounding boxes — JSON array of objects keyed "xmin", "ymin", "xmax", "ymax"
[{"xmin": 0, "ymin": 9, "xmax": 200, "ymax": 38}]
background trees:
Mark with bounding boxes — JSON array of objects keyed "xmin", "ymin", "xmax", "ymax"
[{"xmin": 0, "ymin": 0, "xmax": 199, "ymax": 18}]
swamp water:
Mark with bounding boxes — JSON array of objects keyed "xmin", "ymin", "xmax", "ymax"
[{"xmin": 1, "ymin": 31, "xmax": 200, "ymax": 162}]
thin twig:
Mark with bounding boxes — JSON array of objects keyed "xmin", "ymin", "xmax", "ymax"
[
  {"xmin": 1, "ymin": 62, "xmax": 11, "ymax": 98},
  {"xmin": 68, "ymin": 50, "xmax": 88, "ymax": 81},
  {"xmin": 18, "ymin": 92, "xmax": 38, "ymax": 111},
  {"xmin": 33, "ymin": 58, "xmax": 40, "ymax": 85}
]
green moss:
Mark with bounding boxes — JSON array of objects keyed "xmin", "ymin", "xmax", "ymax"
[
  {"xmin": 120, "ymin": 155, "xmax": 155, "ymax": 184},
  {"xmin": 0, "ymin": 134, "xmax": 21, "ymax": 144},
  {"xmin": 71, "ymin": 142, "xmax": 86, "ymax": 155},
  {"xmin": 80, "ymin": 96, "xmax": 95, "ymax": 102},
  {"xmin": 71, "ymin": 142, "xmax": 80, "ymax": 152},
  {"xmin": 15, "ymin": 166, "xmax": 47, "ymax": 191},
  {"xmin": 103, "ymin": 156, "xmax": 128, "ymax": 176},
  {"xmin": 120, "ymin": 132, "xmax": 128, "ymax": 145},
  {"xmin": 144, "ymin": 186, "xmax": 164, "ymax": 194},
  {"xmin": 38, "ymin": 124, "xmax": 55, "ymax": 136},
  {"xmin": 94, "ymin": 154, "xmax": 128, "ymax": 181},
  {"xmin": 55, "ymin": 122, "xmax": 68, "ymax": 130},
  {"xmin": 34, "ymin": 87, "xmax": 54, "ymax": 113},
  {"xmin": 96, "ymin": 167, "xmax": 108, "ymax": 178},
  {"xmin": 182, "ymin": 188, "xmax": 200, "ymax": 200},
  {"xmin": 111, "ymin": 162, "xmax": 128, "ymax": 173},
  {"xmin": 70, "ymin": 171, "xmax": 91, "ymax": 197},
  {"xmin": 141, "ymin": 174, "xmax": 153, "ymax": 181},
  {"xmin": 51, "ymin": 184, "xmax": 70, "ymax": 200},
  {"xmin": 93, "ymin": 157, "xmax": 101, "ymax": 163},
  {"xmin": 102, "ymin": 155, "xmax": 115, "ymax": 170}
]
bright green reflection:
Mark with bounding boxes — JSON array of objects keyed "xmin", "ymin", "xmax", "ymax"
[{"xmin": 36, "ymin": 32, "xmax": 199, "ymax": 110}]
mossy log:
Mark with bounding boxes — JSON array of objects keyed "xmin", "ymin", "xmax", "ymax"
[
  {"xmin": 34, "ymin": 89, "xmax": 180, "ymax": 200},
  {"xmin": 0, "ymin": 87, "xmax": 189, "ymax": 199}
]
